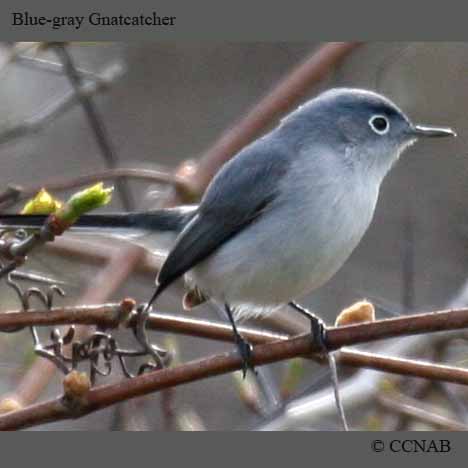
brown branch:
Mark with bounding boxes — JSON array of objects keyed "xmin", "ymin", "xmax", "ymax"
[
  {"xmin": 4, "ymin": 302, "xmax": 468, "ymax": 389},
  {"xmin": 0, "ymin": 168, "xmax": 182, "ymax": 210},
  {"xmin": 170, "ymin": 42, "xmax": 362, "ymax": 203},
  {"xmin": 2, "ymin": 302, "xmax": 468, "ymax": 429},
  {"xmin": 337, "ymin": 349, "xmax": 468, "ymax": 386},
  {"xmin": 3, "ymin": 329, "xmax": 468, "ymax": 431},
  {"xmin": 377, "ymin": 392, "xmax": 468, "ymax": 431},
  {"xmin": 2, "ymin": 304, "xmax": 468, "ymax": 349},
  {"xmin": 0, "ymin": 305, "xmax": 287, "ymax": 343},
  {"xmin": 324, "ymin": 308, "xmax": 468, "ymax": 349},
  {"xmin": 0, "ymin": 302, "xmax": 132, "ymax": 331}
]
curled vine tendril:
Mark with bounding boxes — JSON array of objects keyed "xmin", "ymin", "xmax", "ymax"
[{"xmin": 0, "ymin": 251, "xmax": 170, "ymax": 384}]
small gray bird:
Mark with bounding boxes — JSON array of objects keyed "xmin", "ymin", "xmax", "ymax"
[{"xmin": 1, "ymin": 88, "xmax": 456, "ymax": 374}]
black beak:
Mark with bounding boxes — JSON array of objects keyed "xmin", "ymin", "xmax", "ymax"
[{"xmin": 412, "ymin": 125, "xmax": 457, "ymax": 138}]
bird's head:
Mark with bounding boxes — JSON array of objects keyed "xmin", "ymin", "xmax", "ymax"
[{"xmin": 281, "ymin": 88, "xmax": 456, "ymax": 181}]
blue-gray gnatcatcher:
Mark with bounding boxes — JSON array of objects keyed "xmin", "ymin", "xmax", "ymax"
[{"xmin": 1, "ymin": 88, "xmax": 456, "ymax": 374}]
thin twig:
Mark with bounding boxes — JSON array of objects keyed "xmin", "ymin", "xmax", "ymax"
[
  {"xmin": 53, "ymin": 43, "xmax": 134, "ymax": 210},
  {"xmin": 3, "ymin": 332, "xmax": 468, "ymax": 430},
  {"xmin": 259, "ymin": 279, "xmax": 468, "ymax": 430},
  {"xmin": 3, "ymin": 303, "xmax": 468, "ymax": 410},
  {"xmin": 0, "ymin": 43, "xmax": 45, "ymax": 73},
  {"xmin": 337, "ymin": 349, "xmax": 468, "ymax": 386},
  {"xmin": 2, "ymin": 305, "xmax": 468, "ymax": 351},
  {"xmin": 0, "ymin": 167, "xmax": 181, "ymax": 210},
  {"xmin": 439, "ymin": 382, "xmax": 468, "ymax": 425},
  {"xmin": 324, "ymin": 308, "xmax": 468, "ymax": 349},
  {"xmin": 389, "ymin": 347, "xmax": 439, "ymax": 430},
  {"xmin": 2, "ymin": 298, "xmax": 468, "ymax": 429},
  {"xmin": 0, "ymin": 62, "xmax": 124, "ymax": 146},
  {"xmin": 15, "ymin": 54, "xmax": 122, "ymax": 82},
  {"xmin": 0, "ymin": 303, "xmax": 130, "ymax": 331},
  {"xmin": 327, "ymin": 353, "xmax": 349, "ymax": 431},
  {"xmin": 169, "ymin": 42, "xmax": 362, "ymax": 203},
  {"xmin": 9, "ymin": 269, "xmax": 68, "ymax": 286},
  {"xmin": 377, "ymin": 392, "xmax": 468, "ymax": 431}
]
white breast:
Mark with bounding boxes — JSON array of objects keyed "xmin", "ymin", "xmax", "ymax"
[{"xmin": 190, "ymin": 152, "xmax": 380, "ymax": 317}]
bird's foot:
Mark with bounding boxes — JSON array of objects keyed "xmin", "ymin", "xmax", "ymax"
[
  {"xmin": 289, "ymin": 301, "xmax": 328, "ymax": 353},
  {"xmin": 309, "ymin": 314, "xmax": 328, "ymax": 353},
  {"xmin": 234, "ymin": 335, "xmax": 256, "ymax": 379}
]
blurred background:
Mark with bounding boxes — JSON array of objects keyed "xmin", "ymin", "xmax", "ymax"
[{"xmin": 0, "ymin": 42, "xmax": 467, "ymax": 430}]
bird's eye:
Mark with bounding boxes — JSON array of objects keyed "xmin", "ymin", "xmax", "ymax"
[{"xmin": 369, "ymin": 115, "xmax": 389, "ymax": 135}]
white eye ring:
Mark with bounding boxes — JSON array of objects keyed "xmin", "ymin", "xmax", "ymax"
[{"xmin": 369, "ymin": 115, "xmax": 390, "ymax": 135}]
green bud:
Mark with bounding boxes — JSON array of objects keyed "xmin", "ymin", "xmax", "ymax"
[{"xmin": 59, "ymin": 182, "xmax": 113, "ymax": 224}]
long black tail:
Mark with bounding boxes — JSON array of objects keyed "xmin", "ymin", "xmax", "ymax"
[{"xmin": 0, "ymin": 206, "xmax": 197, "ymax": 233}]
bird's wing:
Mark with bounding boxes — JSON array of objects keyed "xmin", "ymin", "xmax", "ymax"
[{"xmin": 156, "ymin": 137, "xmax": 290, "ymax": 292}]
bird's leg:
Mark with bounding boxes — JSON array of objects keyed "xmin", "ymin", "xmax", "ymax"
[
  {"xmin": 224, "ymin": 303, "xmax": 255, "ymax": 378},
  {"xmin": 289, "ymin": 302, "xmax": 348, "ymax": 429},
  {"xmin": 289, "ymin": 301, "xmax": 328, "ymax": 352}
]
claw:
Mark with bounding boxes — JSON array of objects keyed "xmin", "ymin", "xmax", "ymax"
[
  {"xmin": 223, "ymin": 303, "xmax": 256, "ymax": 378},
  {"xmin": 235, "ymin": 337, "xmax": 255, "ymax": 378},
  {"xmin": 289, "ymin": 302, "xmax": 328, "ymax": 353},
  {"xmin": 310, "ymin": 315, "xmax": 328, "ymax": 352}
]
